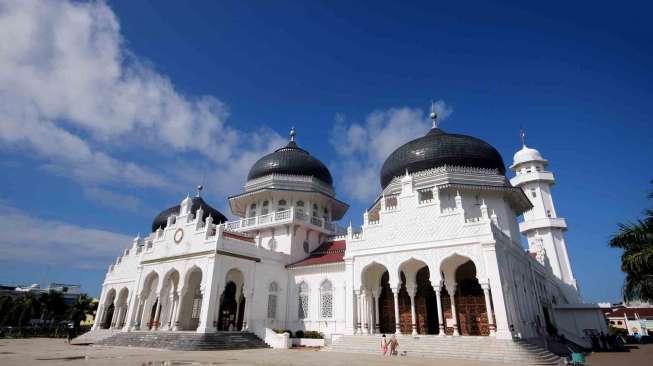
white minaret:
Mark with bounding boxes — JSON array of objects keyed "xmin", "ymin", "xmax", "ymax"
[{"xmin": 510, "ymin": 132, "xmax": 577, "ymax": 288}]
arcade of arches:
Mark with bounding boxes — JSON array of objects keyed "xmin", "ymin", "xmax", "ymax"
[
  {"xmin": 96, "ymin": 267, "xmax": 251, "ymax": 333},
  {"xmin": 361, "ymin": 259, "xmax": 496, "ymax": 336}
]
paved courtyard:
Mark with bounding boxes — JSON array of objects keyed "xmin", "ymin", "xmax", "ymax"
[{"xmin": 1, "ymin": 338, "xmax": 652, "ymax": 366}]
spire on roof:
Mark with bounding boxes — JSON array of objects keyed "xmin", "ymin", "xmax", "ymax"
[
  {"xmin": 290, "ymin": 126, "xmax": 296, "ymax": 142},
  {"xmin": 520, "ymin": 128, "xmax": 526, "ymax": 148},
  {"xmin": 430, "ymin": 100, "xmax": 439, "ymax": 129},
  {"xmin": 196, "ymin": 184, "xmax": 203, "ymax": 197}
]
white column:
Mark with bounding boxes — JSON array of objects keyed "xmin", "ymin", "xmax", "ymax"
[
  {"xmin": 139, "ymin": 296, "xmax": 151, "ymax": 330},
  {"xmin": 448, "ymin": 283, "xmax": 459, "ymax": 336},
  {"xmin": 134, "ymin": 296, "xmax": 145, "ymax": 330},
  {"xmin": 372, "ymin": 289, "xmax": 380, "ymax": 334},
  {"xmin": 434, "ymin": 286, "xmax": 445, "ymax": 336},
  {"xmin": 93, "ymin": 304, "xmax": 104, "ymax": 330},
  {"xmin": 243, "ymin": 290, "xmax": 253, "ymax": 330},
  {"xmin": 166, "ymin": 294, "xmax": 176, "ymax": 330},
  {"xmin": 355, "ymin": 290, "xmax": 362, "ymax": 335},
  {"xmin": 152, "ymin": 297, "xmax": 162, "ymax": 330},
  {"xmin": 392, "ymin": 287, "xmax": 401, "ymax": 335},
  {"xmin": 172, "ymin": 287, "xmax": 186, "ymax": 331},
  {"xmin": 407, "ymin": 287, "xmax": 417, "ymax": 336},
  {"xmin": 361, "ymin": 290, "xmax": 369, "ymax": 334},
  {"xmin": 482, "ymin": 283, "xmax": 496, "ymax": 336},
  {"xmin": 110, "ymin": 302, "xmax": 118, "ymax": 328}
]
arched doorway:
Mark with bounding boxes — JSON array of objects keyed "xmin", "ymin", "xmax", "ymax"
[
  {"xmin": 138, "ymin": 272, "xmax": 160, "ymax": 330},
  {"xmin": 415, "ymin": 267, "xmax": 438, "ymax": 334},
  {"xmin": 103, "ymin": 303, "xmax": 114, "ymax": 329},
  {"xmin": 178, "ymin": 267, "xmax": 203, "ymax": 331},
  {"xmin": 218, "ymin": 282, "xmax": 238, "ymax": 330},
  {"xmin": 378, "ymin": 271, "xmax": 395, "ymax": 334},
  {"xmin": 455, "ymin": 261, "xmax": 490, "ymax": 336}
]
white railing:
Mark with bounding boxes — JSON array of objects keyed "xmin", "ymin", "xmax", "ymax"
[{"xmin": 221, "ymin": 208, "xmax": 337, "ymax": 233}]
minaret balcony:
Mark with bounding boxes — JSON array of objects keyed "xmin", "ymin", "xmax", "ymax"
[
  {"xmin": 519, "ymin": 217, "xmax": 567, "ymax": 233},
  {"xmin": 510, "ymin": 171, "xmax": 555, "ymax": 186},
  {"xmin": 222, "ymin": 207, "xmax": 339, "ymax": 234}
]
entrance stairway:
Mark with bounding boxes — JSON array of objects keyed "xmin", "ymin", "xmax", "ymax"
[
  {"xmin": 325, "ymin": 335, "xmax": 564, "ymax": 365},
  {"xmin": 96, "ymin": 331, "xmax": 269, "ymax": 351},
  {"xmin": 71, "ymin": 328, "xmax": 121, "ymax": 345}
]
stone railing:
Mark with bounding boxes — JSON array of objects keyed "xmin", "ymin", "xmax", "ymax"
[{"xmin": 222, "ymin": 208, "xmax": 337, "ymax": 233}]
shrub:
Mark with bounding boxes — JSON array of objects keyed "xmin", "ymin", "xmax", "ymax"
[
  {"xmin": 295, "ymin": 330, "xmax": 304, "ymax": 338},
  {"xmin": 302, "ymin": 330, "xmax": 323, "ymax": 339},
  {"xmin": 272, "ymin": 328, "xmax": 292, "ymax": 337}
]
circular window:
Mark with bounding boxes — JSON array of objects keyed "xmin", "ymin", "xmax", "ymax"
[
  {"xmin": 303, "ymin": 241, "xmax": 309, "ymax": 253},
  {"xmin": 174, "ymin": 228, "xmax": 184, "ymax": 243}
]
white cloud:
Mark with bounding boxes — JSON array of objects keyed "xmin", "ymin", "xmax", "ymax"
[
  {"xmin": 0, "ymin": 0, "xmax": 283, "ymax": 194},
  {"xmin": 0, "ymin": 205, "xmax": 132, "ymax": 269},
  {"xmin": 330, "ymin": 102, "xmax": 452, "ymax": 202},
  {"xmin": 82, "ymin": 186, "xmax": 155, "ymax": 214}
]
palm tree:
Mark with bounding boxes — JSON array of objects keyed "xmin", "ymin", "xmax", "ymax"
[
  {"xmin": 18, "ymin": 292, "xmax": 41, "ymax": 326},
  {"xmin": 39, "ymin": 290, "xmax": 66, "ymax": 325},
  {"xmin": 609, "ymin": 180, "xmax": 653, "ymax": 303},
  {"xmin": 69, "ymin": 294, "xmax": 96, "ymax": 329}
]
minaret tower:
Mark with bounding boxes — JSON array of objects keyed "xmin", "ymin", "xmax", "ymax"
[{"xmin": 510, "ymin": 131, "xmax": 577, "ymax": 288}]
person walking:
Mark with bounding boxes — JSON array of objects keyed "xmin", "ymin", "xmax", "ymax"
[
  {"xmin": 381, "ymin": 334, "xmax": 388, "ymax": 356},
  {"xmin": 66, "ymin": 321, "xmax": 76, "ymax": 344},
  {"xmin": 389, "ymin": 334, "xmax": 399, "ymax": 356}
]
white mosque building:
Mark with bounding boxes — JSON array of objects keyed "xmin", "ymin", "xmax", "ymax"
[{"xmin": 92, "ymin": 111, "xmax": 606, "ymax": 349}]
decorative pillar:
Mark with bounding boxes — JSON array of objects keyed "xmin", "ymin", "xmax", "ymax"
[
  {"xmin": 355, "ymin": 290, "xmax": 362, "ymax": 335},
  {"xmin": 407, "ymin": 287, "xmax": 417, "ymax": 336},
  {"xmin": 361, "ymin": 290, "xmax": 369, "ymax": 334},
  {"xmin": 448, "ymin": 283, "xmax": 459, "ymax": 336},
  {"xmin": 110, "ymin": 302, "xmax": 118, "ymax": 328},
  {"xmin": 372, "ymin": 289, "xmax": 380, "ymax": 334},
  {"xmin": 392, "ymin": 287, "xmax": 401, "ymax": 335},
  {"xmin": 482, "ymin": 283, "xmax": 496, "ymax": 336},
  {"xmin": 172, "ymin": 288, "xmax": 186, "ymax": 331},
  {"xmin": 434, "ymin": 286, "xmax": 445, "ymax": 336},
  {"xmin": 152, "ymin": 297, "xmax": 162, "ymax": 330},
  {"xmin": 166, "ymin": 294, "xmax": 176, "ymax": 330},
  {"xmin": 93, "ymin": 304, "xmax": 104, "ymax": 330},
  {"xmin": 242, "ymin": 290, "xmax": 253, "ymax": 330},
  {"xmin": 134, "ymin": 296, "xmax": 145, "ymax": 330}
]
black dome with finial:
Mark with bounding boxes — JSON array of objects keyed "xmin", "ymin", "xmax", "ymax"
[
  {"xmin": 247, "ymin": 127, "xmax": 333, "ymax": 186},
  {"xmin": 151, "ymin": 189, "xmax": 227, "ymax": 232},
  {"xmin": 379, "ymin": 112, "xmax": 506, "ymax": 188}
]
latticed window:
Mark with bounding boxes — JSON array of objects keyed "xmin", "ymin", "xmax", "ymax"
[
  {"xmin": 298, "ymin": 282, "xmax": 309, "ymax": 319},
  {"xmin": 320, "ymin": 280, "xmax": 333, "ymax": 318},
  {"xmin": 191, "ymin": 297, "xmax": 202, "ymax": 319},
  {"xmin": 268, "ymin": 282, "xmax": 278, "ymax": 319}
]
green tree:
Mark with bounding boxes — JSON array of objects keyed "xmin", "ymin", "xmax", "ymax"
[
  {"xmin": 69, "ymin": 294, "xmax": 95, "ymax": 328},
  {"xmin": 39, "ymin": 290, "xmax": 66, "ymax": 324},
  {"xmin": 18, "ymin": 292, "xmax": 41, "ymax": 326},
  {"xmin": 609, "ymin": 181, "xmax": 653, "ymax": 303}
]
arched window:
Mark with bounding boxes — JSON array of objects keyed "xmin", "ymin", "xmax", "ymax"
[
  {"xmin": 312, "ymin": 203, "xmax": 318, "ymax": 217},
  {"xmin": 298, "ymin": 282, "xmax": 309, "ymax": 319},
  {"xmin": 267, "ymin": 282, "xmax": 278, "ymax": 319},
  {"xmin": 262, "ymin": 200, "xmax": 269, "ymax": 215},
  {"xmin": 320, "ymin": 280, "xmax": 333, "ymax": 318},
  {"xmin": 249, "ymin": 203, "xmax": 257, "ymax": 218},
  {"xmin": 277, "ymin": 199, "xmax": 287, "ymax": 211}
]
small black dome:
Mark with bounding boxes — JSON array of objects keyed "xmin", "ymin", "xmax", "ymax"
[
  {"xmin": 151, "ymin": 196, "xmax": 227, "ymax": 232},
  {"xmin": 380, "ymin": 128, "xmax": 506, "ymax": 188},
  {"xmin": 247, "ymin": 140, "xmax": 333, "ymax": 186}
]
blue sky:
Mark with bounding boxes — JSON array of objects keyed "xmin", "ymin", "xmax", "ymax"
[{"xmin": 0, "ymin": 0, "xmax": 651, "ymax": 302}]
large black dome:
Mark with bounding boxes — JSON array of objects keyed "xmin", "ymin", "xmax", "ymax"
[
  {"xmin": 247, "ymin": 140, "xmax": 333, "ymax": 186},
  {"xmin": 380, "ymin": 128, "xmax": 506, "ymax": 188},
  {"xmin": 151, "ymin": 196, "xmax": 227, "ymax": 232}
]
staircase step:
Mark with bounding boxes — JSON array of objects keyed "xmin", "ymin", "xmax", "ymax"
[
  {"xmin": 96, "ymin": 331, "xmax": 269, "ymax": 351},
  {"xmin": 324, "ymin": 336, "xmax": 564, "ymax": 365}
]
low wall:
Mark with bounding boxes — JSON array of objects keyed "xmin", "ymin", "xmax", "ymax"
[
  {"xmin": 553, "ymin": 304, "xmax": 608, "ymax": 348},
  {"xmin": 291, "ymin": 338, "xmax": 325, "ymax": 347}
]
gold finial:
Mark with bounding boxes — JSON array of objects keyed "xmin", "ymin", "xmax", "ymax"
[
  {"xmin": 290, "ymin": 126, "xmax": 296, "ymax": 142},
  {"xmin": 430, "ymin": 100, "xmax": 438, "ymax": 128}
]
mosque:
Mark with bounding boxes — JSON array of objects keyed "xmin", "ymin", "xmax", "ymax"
[{"xmin": 92, "ymin": 109, "xmax": 606, "ymax": 349}]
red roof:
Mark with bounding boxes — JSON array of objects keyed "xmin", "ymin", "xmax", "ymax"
[
  {"xmin": 605, "ymin": 307, "xmax": 653, "ymax": 319},
  {"xmin": 287, "ymin": 240, "xmax": 346, "ymax": 268},
  {"xmin": 223, "ymin": 231, "xmax": 255, "ymax": 243}
]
